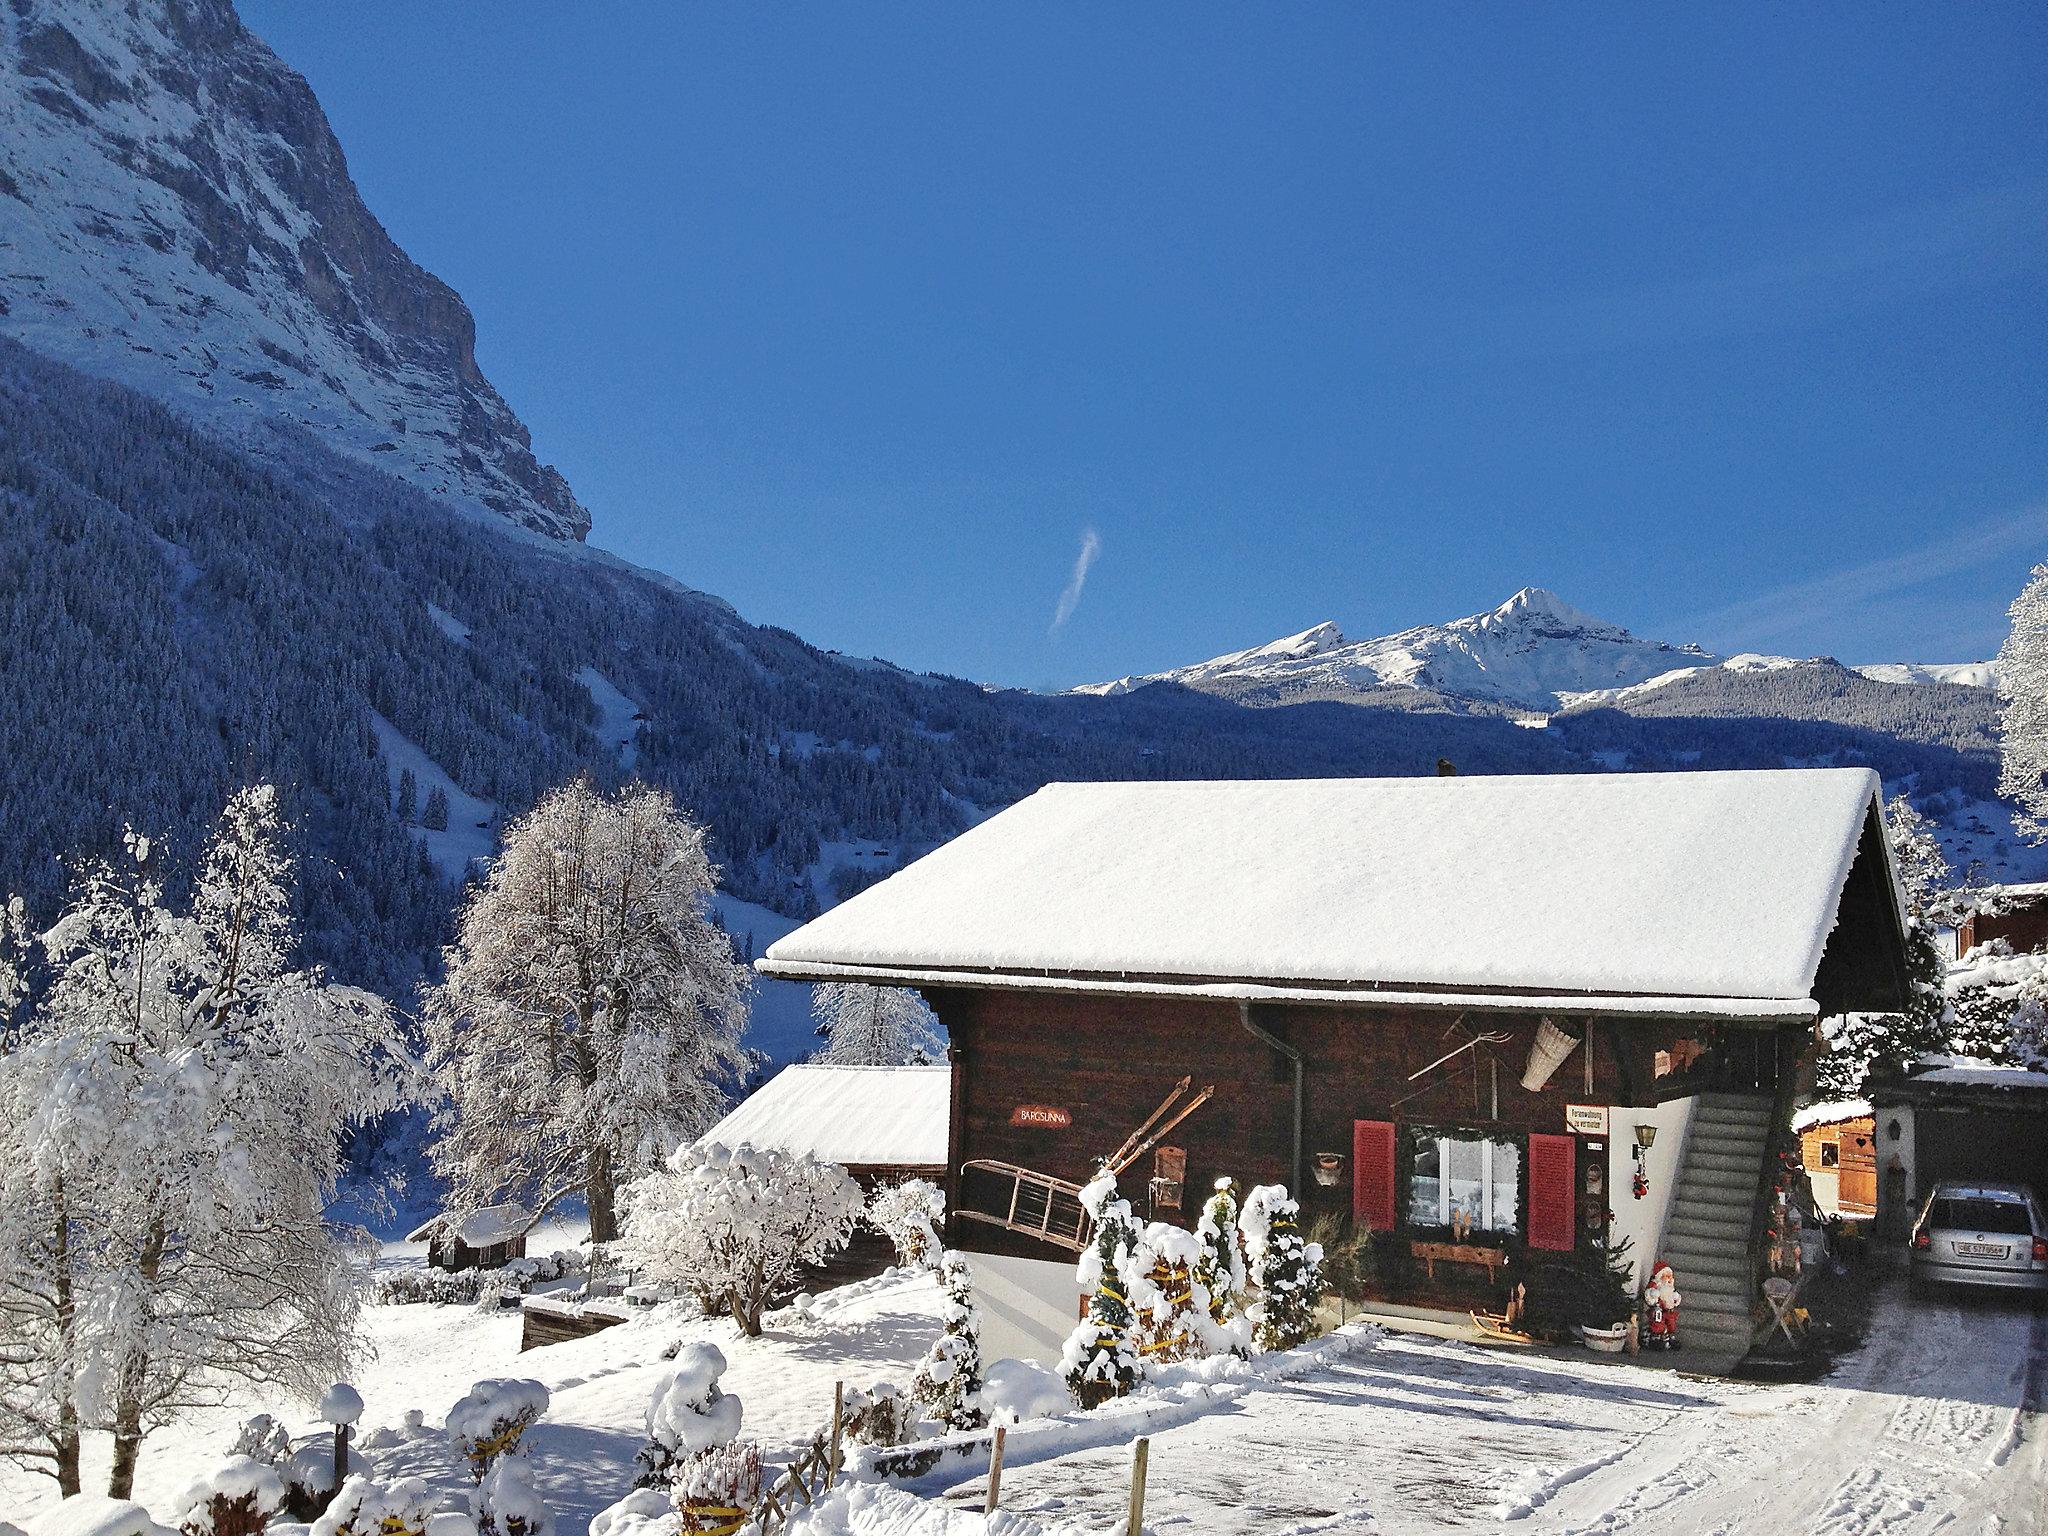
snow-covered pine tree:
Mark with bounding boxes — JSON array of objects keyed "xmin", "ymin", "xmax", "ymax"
[
  {"xmin": 1060, "ymin": 1171, "xmax": 1143, "ymax": 1408},
  {"xmin": 635, "ymin": 1343, "xmax": 743, "ymax": 1488},
  {"xmin": 1240, "ymin": 1185, "xmax": 1324, "ymax": 1353},
  {"xmin": 424, "ymin": 779, "xmax": 750, "ymax": 1243},
  {"xmin": 910, "ymin": 1251, "xmax": 986, "ymax": 1431},
  {"xmin": 1192, "ymin": 1177, "xmax": 1249, "ymax": 1350},
  {"xmin": 1814, "ymin": 794, "xmax": 1954, "ymax": 1097},
  {"xmin": 421, "ymin": 786, "xmax": 450, "ymax": 833},
  {"xmin": 395, "ymin": 767, "xmax": 417, "ymax": 824},
  {"xmin": 0, "ymin": 789, "xmax": 411, "ymax": 1498},
  {"xmin": 1997, "ymin": 561, "xmax": 2048, "ymax": 841},
  {"xmin": 810, "ymin": 982, "xmax": 944, "ymax": 1066}
]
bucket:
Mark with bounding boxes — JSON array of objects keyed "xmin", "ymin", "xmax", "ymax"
[{"xmin": 1519, "ymin": 1017, "xmax": 1582, "ymax": 1092}]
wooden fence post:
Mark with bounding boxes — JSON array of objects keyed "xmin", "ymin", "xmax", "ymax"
[
  {"xmin": 1127, "ymin": 1436, "xmax": 1150, "ymax": 1536},
  {"xmin": 985, "ymin": 1424, "xmax": 1007, "ymax": 1513},
  {"xmin": 828, "ymin": 1380, "xmax": 844, "ymax": 1488}
]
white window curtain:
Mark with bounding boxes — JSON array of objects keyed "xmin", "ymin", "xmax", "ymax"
[{"xmin": 1409, "ymin": 1135, "xmax": 1521, "ymax": 1232}]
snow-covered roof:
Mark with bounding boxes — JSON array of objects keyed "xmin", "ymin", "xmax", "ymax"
[
  {"xmin": 698, "ymin": 1064, "xmax": 950, "ymax": 1168},
  {"xmin": 762, "ymin": 769, "xmax": 1896, "ymax": 1018},
  {"xmin": 407, "ymin": 1202, "xmax": 532, "ymax": 1247},
  {"xmin": 1793, "ymin": 1099, "xmax": 1872, "ymax": 1133},
  {"xmin": 1907, "ymin": 1056, "xmax": 2048, "ymax": 1092}
]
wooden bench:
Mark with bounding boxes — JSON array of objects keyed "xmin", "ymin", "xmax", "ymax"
[{"xmin": 1410, "ymin": 1239, "xmax": 1506, "ymax": 1285}]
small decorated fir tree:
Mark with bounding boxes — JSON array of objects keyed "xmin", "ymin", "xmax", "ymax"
[
  {"xmin": 1192, "ymin": 1177, "xmax": 1250, "ymax": 1352},
  {"xmin": 1240, "ymin": 1184, "xmax": 1324, "ymax": 1353},
  {"xmin": 911, "ymin": 1251, "xmax": 987, "ymax": 1431},
  {"xmin": 1060, "ymin": 1170, "xmax": 1143, "ymax": 1408}
]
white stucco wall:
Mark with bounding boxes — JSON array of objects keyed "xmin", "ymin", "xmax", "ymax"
[
  {"xmin": 970, "ymin": 1249, "xmax": 1083, "ymax": 1365},
  {"xmin": 1874, "ymin": 1103, "xmax": 1917, "ymax": 1239},
  {"xmin": 1606, "ymin": 1096, "xmax": 1695, "ymax": 1291}
]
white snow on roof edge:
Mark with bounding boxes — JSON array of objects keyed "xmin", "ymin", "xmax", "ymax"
[{"xmin": 697, "ymin": 1063, "xmax": 951, "ymax": 1167}]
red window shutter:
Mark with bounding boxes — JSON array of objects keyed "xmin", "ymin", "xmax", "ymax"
[
  {"xmin": 1527, "ymin": 1132, "xmax": 1577, "ymax": 1251},
  {"xmin": 1352, "ymin": 1119, "xmax": 1396, "ymax": 1231}
]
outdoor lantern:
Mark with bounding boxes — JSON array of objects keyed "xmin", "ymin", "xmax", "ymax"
[{"xmin": 1634, "ymin": 1124, "xmax": 1657, "ymax": 1150}]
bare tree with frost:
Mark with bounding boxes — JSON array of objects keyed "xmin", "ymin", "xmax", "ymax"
[
  {"xmin": 0, "ymin": 788, "xmax": 411, "ymax": 1497},
  {"xmin": 424, "ymin": 779, "xmax": 750, "ymax": 1243},
  {"xmin": 1998, "ymin": 561, "xmax": 2048, "ymax": 841},
  {"xmin": 810, "ymin": 981, "xmax": 944, "ymax": 1066}
]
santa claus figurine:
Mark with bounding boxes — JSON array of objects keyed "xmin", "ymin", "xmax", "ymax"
[{"xmin": 1643, "ymin": 1260, "xmax": 1682, "ymax": 1350}]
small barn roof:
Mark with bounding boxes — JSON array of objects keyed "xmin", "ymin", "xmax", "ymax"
[
  {"xmin": 761, "ymin": 769, "xmax": 1902, "ymax": 1019},
  {"xmin": 406, "ymin": 1202, "xmax": 532, "ymax": 1247},
  {"xmin": 698, "ymin": 1063, "xmax": 950, "ymax": 1168}
]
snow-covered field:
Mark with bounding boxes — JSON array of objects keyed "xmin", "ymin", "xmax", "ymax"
[{"xmin": 11, "ymin": 1272, "xmax": 2041, "ymax": 1535}]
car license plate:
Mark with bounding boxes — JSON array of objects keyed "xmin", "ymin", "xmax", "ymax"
[{"xmin": 1955, "ymin": 1242, "xmax": 2009, "ymax": 1258}]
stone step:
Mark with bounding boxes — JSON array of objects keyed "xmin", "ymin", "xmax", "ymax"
[
  {"xmin": 1677, "ymin": 1277, "xmax": 1755, "ymax": 1306},
  {"xmin": 1685, "ymin": 1148, "xmax": 1765, "ymax": 1175},
  {"xmin": 1656, "ymin": 1246, "xmax": 1750, "ymax": 1279},
  {"xmin": 1669, "ymin": 1188, "xmax": 1754, "ymax": 1214},
  {"xmin": 1666, "ymin": 1212, "xmax": 1752, "ymax": 1240},
  {"xmin": 1687, "ymin": 1127, "xmax": 1769, "ymax": 1151}
]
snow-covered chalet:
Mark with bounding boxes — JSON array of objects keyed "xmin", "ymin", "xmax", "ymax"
[{"xmin": 760, "ymin": 769, "xmax": 1910, "ymax": 1370}]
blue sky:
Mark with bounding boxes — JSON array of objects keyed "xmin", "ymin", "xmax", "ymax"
[{"xmin": 240, "ymin": 3, "xmax": 2045, "ymax": 689}]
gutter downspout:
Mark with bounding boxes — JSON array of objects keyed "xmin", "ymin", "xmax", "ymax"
[{"xmin": 1238, "ymin": 1001, "xmax": 1304, "ymax": 1196}]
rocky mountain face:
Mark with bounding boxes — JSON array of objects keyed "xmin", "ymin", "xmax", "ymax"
[{"xmin": 0, "ymin": 0, "xmax": 589, "ymax": 539}]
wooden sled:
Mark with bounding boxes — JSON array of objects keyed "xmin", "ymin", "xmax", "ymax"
[{"xmin": 1470, "ymin": 1282, "xmax": 1534, "ymax": 1346}]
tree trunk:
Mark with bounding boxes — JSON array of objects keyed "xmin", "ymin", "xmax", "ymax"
[
  {"xmin": 107, "ymin": 1215, "xmax": 166, "ymax": 1500},
  {"xmin": 585, "ymin": 1143, "xmax": 618, "ymax": 1244},
  {"xmin": 51, "ymin": 1177, "xmax": 81, "ymax": 1497}
]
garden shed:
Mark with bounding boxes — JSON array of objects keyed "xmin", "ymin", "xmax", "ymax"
[
  {"xmin": 761, "ymin": 768, "xmax": 1910, "ymax": 1372},
  {"xmin": 406, "ymin": 1202, "xmax": 532, "ymax": 1272},
  {"xmin": 1869, "ymin": 1058, "xmax": 2048, "ymax": 1239},
  {"xmin": 697, "ymin": 1062, "xmax": 949, "ymax": 1189}
]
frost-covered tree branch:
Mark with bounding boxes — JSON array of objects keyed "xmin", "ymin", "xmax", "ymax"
[
  {"xmin": 809, "ymin": 982, "xmax": 944, "ymax": 1066},
  {"xmin": 1997, "ymin": 561, "xmax": 2048, "ymax": 842}
]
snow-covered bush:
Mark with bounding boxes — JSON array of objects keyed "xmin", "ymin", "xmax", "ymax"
[
  {"xmin": 980, "ymin": 1358, "xmax": 1069, "ymax": 1423},
  {"xmin": 475, "ymin": 1455, "xmax": 552, "ymax": 1536},
  {"xmin": 674, "ymin": 1441, "xmax": 763, "ymax": 1533},
  {"xmin": 1128, "ymin": 1221, "xmax": 1207, "ymax": 1365},
  {"xmin": 448, "ymin": 1379, "xmax": 550, "ymax": 1479},
  {"xmin": 172, "ymin": 1457, "xmax": 285, "ymax": 1536},
  {"xmin": 1240, "ymin": 1185, "xmax": 1324, "ymax": 1352},
  {"xmin": 227, "ymin": 1414, "xmax": 292, "ymax": 1467},
  {"xmin": 635, "ymin": 1343, "xmax": 744, "ymax": 1489},
  {"xmin": 375, "ymin": 1268, "xmax": 489, "ymax": 1306},
  {"xmin": 910, "ymin": 1251, "xmax": 986, "ymax": 1431},
  {"xmin": 866, "ymin": 1179, "xmax": 945, "ymax": 1270},
  {"xmin": 1193, "ymin": 1179, "xmax": 1251, "ymax": 1353},
  {"xmin": 1060, "ymin": 1171, "xmax": 1143, "ymax": 1408},
  {"xmin": 840, "ymin": 1382, "xmax": 918, "ymax": 1448},
  {"xmin": 621, "ymin": 1141, "xmax": 863, "ymax": 1335},
  {"xmin": 311, "ymin": 1474, "xmax": 435, "ymax": 1536}
]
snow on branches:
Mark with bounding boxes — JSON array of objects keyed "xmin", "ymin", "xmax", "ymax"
[
  {"xmin": 1998, "ymin": 561, "xmax": 2048, "ymax": 842},
  {"xmin": 622, "ymin": 1142, "xmax": 862, "ymax": 1335},
  {"xmin": 424, "ymin": 779, "xmax": 751, "ymax": 1244},
  {"xmin": 910, "ymin": 1251, "xmax": 987, "ymax": 1431},
  {"xmin": 448, "ymin": 1378, "xmax": 550, "ymax": 1478},
  {"xmin": 866, "ymin": 1179, "xmax": 944, "ymax": 1270},
  {"xmin": 1060, "ymin": 1171, "xmax": 1144, "ymax": 1408},
  {"xmin": 809, "ymin": 982, "xmax": 943, "ymax": 1066},
  {"xmin": 1241, "ymin": 1185, "xmax": 1324, "ymax": 1353},
  {"xmin": 0, "ymin": 786, "xmax": 411, "ymax": 1498},
  {"xmin": 636, "ymin": 1343, "xmax": 744, "ymax": 1489}
]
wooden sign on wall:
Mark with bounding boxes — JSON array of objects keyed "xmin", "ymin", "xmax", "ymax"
[{"xmin": 1010, "ymin": 1104, "xmax": 1072, "ymax": 1129}]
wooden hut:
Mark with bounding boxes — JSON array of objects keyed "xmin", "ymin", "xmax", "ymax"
[
  {"xmin": 696, "ymin": 1062, "xmax": 949, "ymax": 1189},
  {"xmin": 1794, "ymin": 1102, "xmax": 1877, "ymax": 1218},
  {"xmin": 1954, "ymin": 880, "xmax": 2048, "ymax": 959},
  {"xmin": 406, "ymin": 1203, "xmax": 532, "ymax": 1272},
  {"xmin": 760, "ymin": 769, "xmax": 1910, "ymax": 1374}
]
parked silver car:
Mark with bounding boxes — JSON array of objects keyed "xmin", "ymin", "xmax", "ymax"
[{"xmin": 1909, "ymin": 1182, "xmax": 2048, "ymax": 1296}]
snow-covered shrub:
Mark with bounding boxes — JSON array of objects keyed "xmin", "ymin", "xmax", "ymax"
[
  {"xmin": 1060, "ymin": 1171, "xmax": 1143, "ymax": 1408},
  {"xmin": 375, "ymin": 1268, "xmax": 489, "ymax": 1306},
  {"xmin": 621, "ymin": 1141, "xmax": 863, "ymax": 1335},
  {"xmin": 674, "ymin": 1441, "xmax": 763, "ymax": 1533},
  {"xmin": 910, "ymin": 1251, "xmax": 986, "ymax": 1431},
  {"xmin": 475, "ymin": 1455, "xmax": 552, "ymax": 1536},
  {"xmin": 1240, "ymin": 1185, "xmax": 1324, "ymax": 1353},
  {"xmin": 1128, "ymin": 1221, "xmax": 1206, "ymax": 1365},
  {"xmin": 866, "ymin": 1179, "xmax": 945, "ymax": 1270},
  {"xmin": 172, "ymin": 1456, "xmax": 286, "ymax": 1536},
  {"xmin": 1193, "ymin": 1178, "xmax": 1248, "ymax": 1344},
  {"xmin": 227, "ymin": 1414, "xmax": 292, "ymax": 1467},
  {"xmin": 980, "ymin": 1358, "xmax": 1069, "ymax": 1423},
  {"xmin": 586, "ymin": 1488, "xmax": 677, "ymax": 1536},
  {"xmin": 448, "ymin": 1379, "xmax": 550, "ymax": 1479},
  {"xmin": 310, "ymin": 1474, "xmax": 436, "ymax": 1536},
  {"xmin": 635, "ymin": 1343, "xmax": 743, "ymax": 1489},
  {"xmin": 841, "ymin": 1382, "xmax": 918, "ymax": 1448}
]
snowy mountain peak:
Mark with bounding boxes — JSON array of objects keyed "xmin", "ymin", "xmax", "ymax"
[
  {"xmin": 0, "ymin": 0, "xmax": 590, "ymax": 540},
  {"xmin": 1482, "ymin": 586, "xmax": 1627, "ymax": 638}
]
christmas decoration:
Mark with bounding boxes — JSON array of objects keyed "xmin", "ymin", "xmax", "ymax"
[
  {"xmin": 1060, "ymin": 1170, "xmax": 1144, "ymax": 1407},
  {"xmin": 1643, "ymin": 1260, "xmax": 1682, "ymax": 1350},
  {"xmin": 1240, "ymin": 1184, "xmax": 1324, "ymax": 1353},
  {"xmin": 910, "ymin": 1251, "xmax": 987, "ymax": 1431}
]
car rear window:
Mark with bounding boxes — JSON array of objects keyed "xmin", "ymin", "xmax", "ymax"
[{"xmin": 1930, "ymin": 1197, "xmax": 2033, "ymax": 1235}]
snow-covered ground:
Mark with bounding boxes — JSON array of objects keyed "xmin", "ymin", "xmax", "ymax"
[{"xmin": 12, "ymin": 1271, "xmax": 2039, "ymax": 1536}]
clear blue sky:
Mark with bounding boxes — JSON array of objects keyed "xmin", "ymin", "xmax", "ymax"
[{"xmin": 240, "ymin": 2, "xmax": 2046, "ymax": 689}]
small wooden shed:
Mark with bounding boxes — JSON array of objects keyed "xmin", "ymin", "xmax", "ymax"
[
  {"xmin": 407, "ymin": 1202, "xmax": 533, "ymax": 1272},
  {"xmin": 1794, "ymin": 1101, "xmax": 1876, "ymax": 1217},
  {"xmin": 1954, "ymin": 881, "xmax": 2048, "ymax": 959},
  {"xmin": 696, "ymin": 1062, "xmax": 950, "ymax": 1189}
]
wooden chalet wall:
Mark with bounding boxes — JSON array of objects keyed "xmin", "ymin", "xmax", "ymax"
[{"xmin": 927, "ymin": 985, "xmax": 1747, "ymax": 1260}]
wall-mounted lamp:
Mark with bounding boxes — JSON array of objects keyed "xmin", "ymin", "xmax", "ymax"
[
  {"xmin": 1635, "ymin": 1124, "xmax": 1658, "ymax": 1150},
  {"xmin": 1631, "ymin": 1124, "xmax": 1655, "ymax": 1199}
]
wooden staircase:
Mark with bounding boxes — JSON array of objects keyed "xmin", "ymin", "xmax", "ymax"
[{"xmin": 1656, "ymin": 1091, "xmax": 1770, "ymax": 1370}]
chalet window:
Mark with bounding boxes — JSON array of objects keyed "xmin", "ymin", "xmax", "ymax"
[
  {"xmin": 1410, "ymin": 1134, "xmax": 1520, "ymax": 1233},
  {"xmin": 1818, "ymin": 1141, "xmax": 1840, "ymax": 1168}
]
